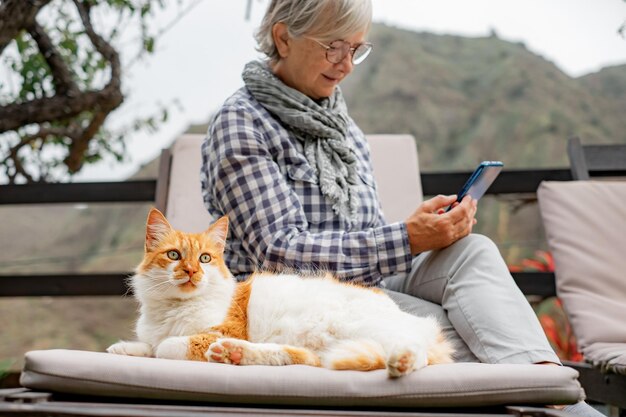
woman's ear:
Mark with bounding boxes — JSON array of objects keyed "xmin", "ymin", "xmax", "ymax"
[{"xmin": 272, "ymin": 22, "xmax": 290, "ymax": 58}]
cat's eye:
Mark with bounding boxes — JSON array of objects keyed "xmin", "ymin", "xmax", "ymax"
[
  {"xmin": 167, "ymin": 250, "xmax": 180, "ymax": 260},
  {"xmin": 199, "ymin": 253, "xmax": 212, "ymax": 263}
]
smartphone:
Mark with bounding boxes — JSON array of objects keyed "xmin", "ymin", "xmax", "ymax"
[{"xmin": 446, "ymin": 161, "xmax": 503, "ymax": 212}]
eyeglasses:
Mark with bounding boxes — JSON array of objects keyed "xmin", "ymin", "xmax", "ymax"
[{"xmin": 309, "ymin": 38, "xmax": 373, "ymax": 65}]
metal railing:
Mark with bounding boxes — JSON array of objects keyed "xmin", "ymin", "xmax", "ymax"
[{"xmin": 0, "ymin": 168, "xmax": 579, "ymax": 298}]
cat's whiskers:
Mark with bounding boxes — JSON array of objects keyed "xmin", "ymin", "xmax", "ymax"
[
  {"xmin": 137, "ymin": 268, "xmax": 208, "ymax": 298},
  {"xmin": 141, "ymin": 276, "xmax": 178, "ymax": 295}
]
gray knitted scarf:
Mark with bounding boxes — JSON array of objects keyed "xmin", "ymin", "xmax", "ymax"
[{"xmin": 242, "ymin": 60, "xmax": 359, "ymax": 224}]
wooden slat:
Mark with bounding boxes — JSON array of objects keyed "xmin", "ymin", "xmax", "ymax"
[
  {"xmin": 0, "ymin": 272, "xmax": 553, "ymax": 298},
  {"xmin": 1, "ymin": 273, "xmax": 130, "ymax": 297},
  {"xmin": 584, "ymin": 144, "xmax": 626, "ymax": 172},
  {"xmin": 0, "ymin": 180, "xmax": 157, "ymax": 205},
  {"xmin": 420, "ymin": 169, "xmax": 572, "ymax": 196},
  {"xmin": 567, "ymin": 136, "xmax": 626, "ymax": 180},
  {"xmin": 511, "ymin": 272, "xmax": 556, "ymax": 298}
]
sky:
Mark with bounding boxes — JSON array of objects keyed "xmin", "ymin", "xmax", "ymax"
[{"xmin": 72, "ymin": 0, "xmax": 626, "ymax": 181}]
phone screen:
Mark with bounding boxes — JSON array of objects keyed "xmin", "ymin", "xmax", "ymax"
[{"xmin": 446, "ymin": 161, "xmax": 503, "ymax": 212}]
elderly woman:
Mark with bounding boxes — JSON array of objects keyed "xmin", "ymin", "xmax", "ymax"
[{"xmin": 201, "ymin": 1, "xmax": 598, "ymax": 415}]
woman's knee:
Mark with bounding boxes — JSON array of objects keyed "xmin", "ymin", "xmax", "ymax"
[
  {"xmin": 445, "ymin": 234, "xmax": 510, "ymax": 279},
  {"xmin": 449, "ymin": 233, "xmax": 498, "ymax": 256},
  {"xmin": 447, "ymin": 234, "xmax": 514, "ymax": 286}
]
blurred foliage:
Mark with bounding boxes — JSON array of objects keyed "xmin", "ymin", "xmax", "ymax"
[
  {"xmin": 509, "ymin": 250, "xmax": 583, "ymax": 362},
  {"xmin": 0, "ymin": 359, "xmax": 12, "ymax": 379},
  {"xmin": 535, "ymin": 297, "xmax": 584, "ymax": 362},
  {"xmin": 509, "ymin": 250, "xmax": 554, "ymax": 273},
  {"xmin": 0, "ymin": 0, "xmax": 182, "ymax": 183}
]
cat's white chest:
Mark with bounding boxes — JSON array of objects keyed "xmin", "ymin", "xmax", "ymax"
[{"xmin": 137, "ymin": 298, "xmax": 229, "ymax": 346}]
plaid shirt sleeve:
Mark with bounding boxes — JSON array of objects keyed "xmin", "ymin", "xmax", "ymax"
[{"xmin": 201, "ymin": 91, "xmax": 412, "ymax": 286}]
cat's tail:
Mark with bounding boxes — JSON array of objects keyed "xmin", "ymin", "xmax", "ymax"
[
  {"xmin": 321, "ymin": 340, "xmax": 386, "ymax": 372},
  {"xmin": 427, "ymin": 329, "xmax": 454, "ymax": 365}
]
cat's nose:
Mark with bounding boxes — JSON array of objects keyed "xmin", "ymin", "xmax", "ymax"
[{"xmin": 183, "ymin": 264, "xmax": 197, "ymax": 278}]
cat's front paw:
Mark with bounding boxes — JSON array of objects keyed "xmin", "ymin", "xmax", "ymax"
[
  {"xmin": 207, "ymin": 338, "xmax": 248, "ymax": 365},
  {"xmin": 155, "ymin": 336, "xmax": 189, "ymax": 360},
  {"xmin": 387, "ymin": 347, "xmax": 427, "ymax": 377},
  {"xmin": 107, "ymin": 341, "xmax": 153, "ymax": 357}
]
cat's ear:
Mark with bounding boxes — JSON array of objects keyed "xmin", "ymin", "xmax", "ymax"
[
  {"xmin": 206, "ymin": 216, "xmax": 229, "ymax": 253},
  {"xmin": 145, "ymin": 208, "xmax": 173, "ymax": 252}
]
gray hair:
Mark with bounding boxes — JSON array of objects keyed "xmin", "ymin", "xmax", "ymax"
[{"xmin": 255, "ymin": 0, "xmax": 372, "ymax": 61}]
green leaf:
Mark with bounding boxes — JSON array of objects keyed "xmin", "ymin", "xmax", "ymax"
[{"xmin": 144, "ymin": 36, "xmax": 155, "ymax": 53}]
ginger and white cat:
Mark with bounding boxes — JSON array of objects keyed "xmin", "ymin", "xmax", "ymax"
[{"xmin": 107, "ymin": 208, "xmax": 453, "ymax": 377}]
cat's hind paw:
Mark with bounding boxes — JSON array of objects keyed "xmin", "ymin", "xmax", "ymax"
[
  {"xmin": 107, "ymin": 341, "xmax": 153, "ymax": 357},
  {"xmin": 207, "ymin": 338, "xmax": 246, "ymax": 365},
  {"xmin": 387, "ymin": 347, "xmax": 427, "ymax": 377}
]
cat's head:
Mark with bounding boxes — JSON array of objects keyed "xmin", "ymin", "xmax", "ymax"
[{"xmin": 132, "ymin": 208, "xmax": 233, "ymax": 300}]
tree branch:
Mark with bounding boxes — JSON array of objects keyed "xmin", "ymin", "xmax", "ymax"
[
  {"xmin": 0, "ymin": 0, "xmax": 52, "ymax": 55},
  {"xmin": 73, "ymin": 0, "xmax": 121, "ymax": 90},
  {"xmin": 0, "ymin": 0, "xmax": 167, "ymax": 182},
  {"xmin": 0, "ymin": 92, "xmax": 117, "ymax": 133},
  {"xmin": 27, "ymin": 20, "xmax": 79, "ymax": 97},
  {"xmin": 0, "ymin": 0, "xmax": 123, "ymax": 135},
  {"xmin": 1, "ymin": 125, "xmax": 80, "ymax": 183},
  {"xmin": 64, "ymin": 111, "xmax": 108, "ymax": 173}
]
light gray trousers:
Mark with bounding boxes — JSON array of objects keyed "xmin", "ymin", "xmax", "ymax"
[{"xmin": 384, "ymin": 234, "xmax": 560, "ymax": 365}]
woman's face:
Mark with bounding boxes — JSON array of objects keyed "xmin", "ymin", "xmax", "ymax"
[{"xmin": 273, "ymin": 29, "xmax": 367, "ymax": 100}]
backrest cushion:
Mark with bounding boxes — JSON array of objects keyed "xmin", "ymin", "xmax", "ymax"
[
  {"xmin": 164, "ymin": 134, "xmax": 214, "ymax": 232},
  {"xmin": 366, "ymin": 134, "xmax": 423, "ymax": 222},
  {"xmin": 537, "ymin": 181, "xmax": 626, "ymax": 348},
  {"xmin": 164, "ymin": 134, "xmax": 422, "ymax": 232}
]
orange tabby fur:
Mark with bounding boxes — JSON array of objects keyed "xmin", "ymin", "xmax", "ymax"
[{"xmin": 211, "ymin": 278, "xmax": 253, "ymax": 340}]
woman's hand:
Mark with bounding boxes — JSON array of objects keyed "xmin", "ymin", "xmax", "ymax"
[{"xmin": 405, "ymin": 194, "xmax": 478, "ymax": 255}]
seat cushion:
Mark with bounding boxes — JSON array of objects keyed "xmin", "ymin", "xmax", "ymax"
[
  {"xmin": 20, "ymin": 350, "xmax": 583, "ymax": 407},
  {"xmin": 537, "ymin": 181, "xmax": 626, "ymax": 349},
  {"xmin": 583, "ymin": 343, "xmax": 626, "ymax": 375}
]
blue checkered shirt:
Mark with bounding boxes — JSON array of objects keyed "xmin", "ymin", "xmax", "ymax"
[{"xmin": 200, "ymin": 87, "xmax": 412, "ymax": 286}]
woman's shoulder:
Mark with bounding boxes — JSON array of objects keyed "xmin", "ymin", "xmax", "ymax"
[
  {"xmin": 217, "ymin": 87, "xmax": 266, "ymax": 118},
  {"xmin": 209, "ymin": 87, "xmax": 285, "ymax": 142}
]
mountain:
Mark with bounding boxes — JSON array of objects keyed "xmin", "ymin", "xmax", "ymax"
[{"xmin": 340, "ymin": 24, "xmax": 626, "ymax": 170}]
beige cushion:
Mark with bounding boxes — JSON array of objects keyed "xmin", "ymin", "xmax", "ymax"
[
  {"xmin": 164, "ymin": 134, "xmax": 422, "ymax": 232},
  {"xmin": 537, "ymin": 181, "xmax": 626, "ymax": 348},
  {"xmin": 20, "ymin": 350, "xmax": 583, "ymax": 407},
  {"xmin": 366, "ymin": 134, "xmax": 423, "ymax": 222},
  {"xmin": 583, "ymin": 343, "xmax": 626, "ymax": 375},
  {"xmin": 164, "ymin": 134, "xmax": 213, "ymax": 232}
]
